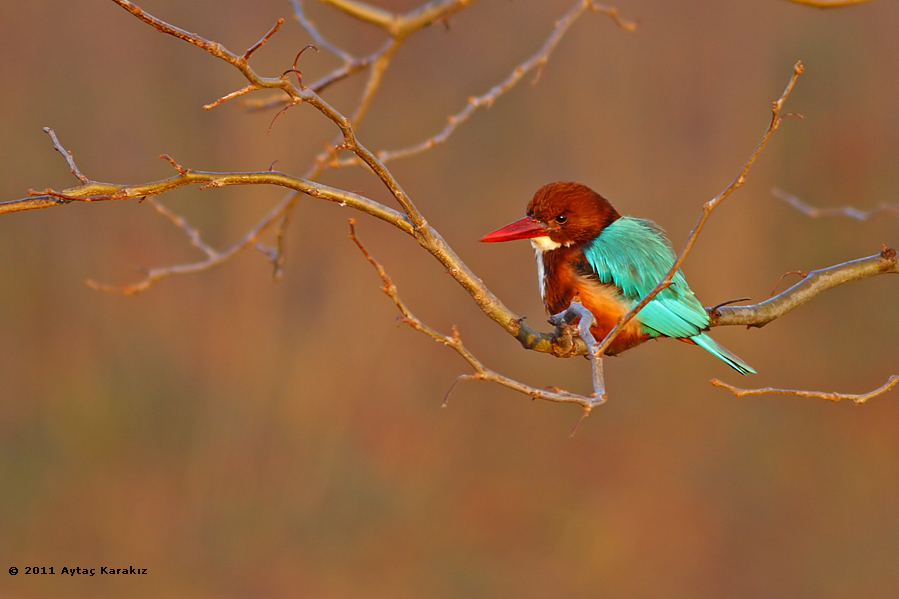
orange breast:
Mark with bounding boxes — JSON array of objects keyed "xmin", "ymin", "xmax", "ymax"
[
  {"xmin": 541, "ymin": 250, "xmax": 649, "ymax": 355},
  {"xmin": 576, "ymin": 279, "xmax": 650, "ymax": 355}
]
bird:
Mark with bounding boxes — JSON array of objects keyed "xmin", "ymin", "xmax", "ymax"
[{"xmin": 480, "ymin": 181, "xmax": 755, "ymax": 375}]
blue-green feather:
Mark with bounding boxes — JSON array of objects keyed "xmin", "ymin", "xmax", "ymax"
[{"xmin": 582, "ymin": 217, "xmax": 755, "ymax": 374}]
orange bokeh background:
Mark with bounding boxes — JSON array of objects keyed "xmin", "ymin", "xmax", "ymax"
[{"xmin": 1, "ymin": 0, "xmax": 897, "ymax": 597}]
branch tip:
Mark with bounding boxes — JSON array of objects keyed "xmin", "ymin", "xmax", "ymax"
[
  {"xmin": 43, "ymin": 127, "xmax": 89, "ymax": 184},
  {"xmin": 243, "ymin": 18, "xmax": 284, "ymax": 61},
  {"xmin": 159, "ymin": 154, "xmax": 189, "ymax": 175}
]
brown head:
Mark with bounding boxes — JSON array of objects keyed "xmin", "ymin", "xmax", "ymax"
[{"xmin": 480, "ymin": 181, "xmax": 621, "ymax": 247}]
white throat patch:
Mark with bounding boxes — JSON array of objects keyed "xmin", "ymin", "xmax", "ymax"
[{"xmin": 529, "ymin": 236, "xmax": 562, "ymax": 252}]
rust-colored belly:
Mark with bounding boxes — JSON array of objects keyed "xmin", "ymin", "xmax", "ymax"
[{"xmin": 542, "ymin": 262, "xmax": 649, "ymax": 355}]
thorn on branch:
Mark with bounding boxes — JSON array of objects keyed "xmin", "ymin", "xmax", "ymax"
[{"xmin": 43, "ymin": 127, "xmax": 89, "ymax": 184}]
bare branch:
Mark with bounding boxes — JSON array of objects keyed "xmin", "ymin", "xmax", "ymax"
[
  {"xmin": 243, "ymin": 18, "xmax": 284, "ymax": 60},
  {"xmin": 711, "ymin": 246, "xmax": 898, "ymax": 328},
  {"xmin": 2, "ymin": 167, "xmax": 413, "ymax": 293},
  {"xmin": 43, "ymin": 127, "xmax": 89, "ymax": 184},
  {"xmin": 256, "ymin": 0, "xmax": 481, "ymax": 114},
  {"xmin": 111, "ymin": 1, "xmax": 249, "ymax": 70},
  {"xmin": 774, "ymin": 187, "xmax": 899, "ymax": 220},
  {"xmin": 348, "ymin": 220, "xmax": 601, "ymax": 410},
  {"xmin": 350, "ymin": 40, "xmax": 401, "ymax": 127},
  {"xmin": 204, "ymin": 84, "xmax": 256, "ymax": 110},
  {"xmin": 336, "ymin": 0, "xmax": 635, "ymax": 166},
  {"xmin": 8, "ymin": 169, "xmax": 407, "ymax": 225},
  {"xmin": 291, "ymin": 0, "xmax": 354, "ymax": 62},
  {"xmin": 88, "ymin": 193, "xmax": 297, "ymax": 295},
  {"xmin": 145, "ymin": 197, "xmax": 219, "ymax": 259},
  {"xmin": 711, "ymin": 376, "xmax": 898, "ymax": 405}
]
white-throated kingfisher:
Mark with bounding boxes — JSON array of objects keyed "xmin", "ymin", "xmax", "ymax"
[{"xmin": 480, "ymin": 181, "xmax": 755, "ymax": 374}]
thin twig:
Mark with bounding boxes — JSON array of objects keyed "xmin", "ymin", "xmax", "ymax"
[
  {"xmin": 291, "ymin": 0, "xmax": 354, "ymax": 62},
  {"xmin": 4, "ymin": 166, "xmax": 411, "ymax": 292},
  {"xmin": 243, "ymin": 18, "xmax": 284, "ymax": 60},
  {"xmin": 711, "ymin": 376, "xmax": 898, "ymax": 405},
  {"xmin": 89, "ymin": 195, "xmax": 288, "ymax": 295},
  {"xmin": 335, "ymin": 0, "xmax": 635, "ymax": 166},
  {"xmin": 145, "ymin": 197, "xmax": 219, "ymax": 259},
  {"xmin": 593, "ymin": 61, "xmax": 805, "ymax": 357},
  {"xmin": 43, "ymin": 127, "xmax": 89, "ymax": 184},
  {"xmin": 204, "ymin": 84, "xmax": 255, "ymax": 110},
  {"xmin": 774, "ymin": 187, "xmax": 899, "ymax": 220}
]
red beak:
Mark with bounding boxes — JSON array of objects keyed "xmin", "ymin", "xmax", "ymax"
[{"xmin": 480, "ymin": 216, "xmax": 548, "ymax": 243}]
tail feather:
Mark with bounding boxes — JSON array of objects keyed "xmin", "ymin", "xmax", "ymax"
[{"xmin": 691, "ymin": 333, "xmax": 756, "ymax": 375}]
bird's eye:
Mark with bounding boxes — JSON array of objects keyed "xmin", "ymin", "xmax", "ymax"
[{"xmin": 555, "ymin": 214, "xmax": 567, "ymax": 224}]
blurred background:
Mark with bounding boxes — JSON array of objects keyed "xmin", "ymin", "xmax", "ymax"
[{"xmin": 1, "ymin": 0, "xmax": 897, "ymax": 597}]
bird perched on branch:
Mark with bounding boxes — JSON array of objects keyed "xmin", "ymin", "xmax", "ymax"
[{"xmin": 480, "ymin": 181, "xmax": 755, "ymax": 374}]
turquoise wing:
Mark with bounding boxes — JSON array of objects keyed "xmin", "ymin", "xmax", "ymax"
[{"xmin": 581, "ymin": 217, "xmax": 709, "ymax": 339}]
